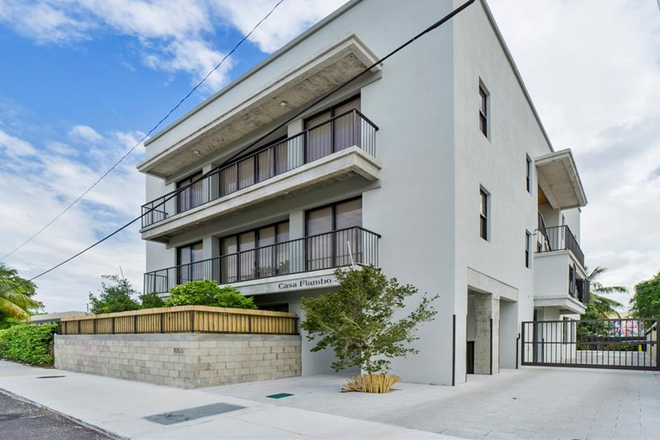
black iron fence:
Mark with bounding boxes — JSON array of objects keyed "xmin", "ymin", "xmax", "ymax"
[
  {"xmin": 535, "ymin": 225, "xmax": 585, "ymax": 267},
  {"xmin": 142, "ymin": 109, "xmax": 378, "ymax": 228},
  {"xmin": 521, "ymin": 318, "xmax": 659, "ymax": 371},
  {"xmin": 144, "ymin": 227, "xmax": 380, "ymax": 294}
]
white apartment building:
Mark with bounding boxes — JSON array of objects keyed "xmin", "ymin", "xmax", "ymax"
[{"xmin": 137, "ymin": 0, "xmax": 589, "ymax": 386}]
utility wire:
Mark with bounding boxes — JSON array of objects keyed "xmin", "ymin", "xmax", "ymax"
[
  {"xmin": 1, "ymin": 0, "xmax": 475, "ymax": 296},
  {"xmin": 0, "ymin": 0, "xmax": 286, "ymax": 262}
]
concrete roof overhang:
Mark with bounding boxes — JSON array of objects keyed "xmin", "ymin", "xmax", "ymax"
[
  {"xmin": 536, "ymin": 149, "xmax": 587, "ymax": 210},
  {"xmin": 138, "ymin": 35, "xmax": 380, "ymax": 178}
]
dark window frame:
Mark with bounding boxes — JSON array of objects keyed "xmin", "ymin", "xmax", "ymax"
[
  {"xmin": 526, "ymin": 155, "xmax": 532, "ymax": 193},
  {"xmin": 479, "ymin": 84, "xmax": 489, "ymax": 137},
  {"xmin": 304, "ymin": 196, "xmax": 363, "ymax": 236},
  {"xmin": 525, "ymin": 231, "xmax": 531, "ymax": 268},
  {"xmin": 480, "ymin": 188, "xmax": 489, "ymax": 241},
  {"xmin": 220, "ymin": 220, "xmax": 290, "ymax": 255},
  {"xmin": 176, "ymin": 170, "xmax": 204, "ymax": 213},
  {"xmin": 176, "ymin": 241, "xmax": 204, "ymax": 284},
  {"xmin": 303, "ymin": 94, "xmax": 361, "ymax": 162}
]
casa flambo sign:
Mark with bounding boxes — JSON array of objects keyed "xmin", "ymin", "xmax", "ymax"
[{"xmin": 277, "ymin": 277, "xmax": 336, "ymax": 290}]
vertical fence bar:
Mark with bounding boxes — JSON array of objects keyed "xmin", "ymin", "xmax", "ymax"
[
  {"xmin": 489, "ymin": 318, "xmax": 493, "ymax": 375},
  {"xmin": 452, "ymin": 314, "xmax": 456, "ymax": 386}
]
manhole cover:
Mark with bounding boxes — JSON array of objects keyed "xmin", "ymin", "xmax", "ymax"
[
  {"xmin": 266, "ymin": 393, "xmax": 293, "ymax": 399},
  {"xmin": 0, "ymin": 414, "xmax": 21, "ymax": 421},
  {"xmin": 36, "ymin": 375, "xmax": 66, "ymax": 379},
  {"xmin": 144, "ymin": 403, "xmax": 245, "ymax": 425}
]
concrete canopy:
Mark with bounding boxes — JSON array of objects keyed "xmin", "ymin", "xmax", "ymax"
[
  {"xmin": 138, "ymin": 36, "xmax": 380, "ymax": 179},
  {"xmin": 535, "ymin": 149, "xmax": 587, "ymax": 210}
]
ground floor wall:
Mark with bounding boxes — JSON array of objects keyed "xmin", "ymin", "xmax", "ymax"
[{"xmin": 54, "ymin": 333, "xmax": 301, "ymax": 389}]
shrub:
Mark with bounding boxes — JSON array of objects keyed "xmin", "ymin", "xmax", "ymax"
[
  {"xmin": 165, "ymin": 280, "xmax": 257, "ymax": 309},
  {"xmin": 140, "ymin": 292, "xmax": 165, "ymax": 309},
  {"xmin": 0, "ymin": 324, "xmax": 57, "ymax": 366}
]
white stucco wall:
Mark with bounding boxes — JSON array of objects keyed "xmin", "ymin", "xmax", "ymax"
[{"xmin": 139, "ymin": 0, "xmax": 586, "ymax": 385}]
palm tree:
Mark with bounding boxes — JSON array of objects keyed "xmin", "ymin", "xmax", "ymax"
[
  {"xmin": 0, "ymin": 263, "xmax": 41, "ymax": 323},
  {"xmin": 584, "ymin": 266, "xmax": 626, "ymax": 319}
]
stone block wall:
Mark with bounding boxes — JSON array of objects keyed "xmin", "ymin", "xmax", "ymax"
[{"xmin": 54, "ymin": 333, "xmax": 301, "ymax": 388}]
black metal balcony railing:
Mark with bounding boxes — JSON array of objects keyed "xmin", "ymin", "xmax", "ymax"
[
  {"xmin": 141, "ymin": 109, "xmax": 378, "ymax": 228},
  {"xmin": 144, "ymin": 227, "xmax": 380, "ymax": 295},
  {"xmin": 535, "ymin": 225, "xmax": 585, "ymax": 267}
]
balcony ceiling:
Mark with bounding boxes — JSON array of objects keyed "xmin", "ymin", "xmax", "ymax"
[
  {"xmin": 536, "ymin": 149, "xmax": 587, "ymax": 210},
  {"xmin": 138, "ymin": 36, "xmax": 380, "ymax": 178}
]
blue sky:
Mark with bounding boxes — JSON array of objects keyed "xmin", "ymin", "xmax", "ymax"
[{"xmin": 0, "ymin": 0, "xmax": 658, "ymax": 313}]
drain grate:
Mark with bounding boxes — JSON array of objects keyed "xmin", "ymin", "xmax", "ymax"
[
  {"xmin": 36, "ymin": 375, "xmax": 66, "ymax": 379},
  {"xmin": 266, "ymin": 393, "xmax": 293, "ymax": 399},
  {"xmin": 144, "ymin": 403, "xmax": 245, "ymax": 425}
]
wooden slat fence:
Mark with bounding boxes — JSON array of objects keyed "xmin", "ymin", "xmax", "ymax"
[{"xmin": 59, "ymin": 306, "xmax": 297, "ymax": 335}]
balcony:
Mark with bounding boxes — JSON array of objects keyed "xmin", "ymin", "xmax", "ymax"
[
  {"xmin": 140, "ymin": 110, "xmax": 379, "ymax": 242},
  {"xmin": 534, "ymin": 225, "xmax": 587, "ymax": 314},
  {"xmin": 535, "ymin": 225, "xmax": 584, "ymax": 268},
  {"xmin": 144, "ymin": 227, "xmax": 380, "ymax": 295}
]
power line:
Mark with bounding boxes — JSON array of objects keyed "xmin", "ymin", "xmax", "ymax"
[
  {"xmin": 0, "ymin": 0, "xmax": 286, "ymax": 263},
  {"xmin": 0, "ymin": 0, "xmax": 475, "ymax": 296}
]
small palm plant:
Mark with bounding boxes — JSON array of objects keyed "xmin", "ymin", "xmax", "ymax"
[{"xmin": 0, "ymin": 264, "xmax": 41, "ymax": 326}]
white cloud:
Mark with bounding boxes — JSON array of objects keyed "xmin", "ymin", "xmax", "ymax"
[
  {"xmin": 69, "ymin": 125, "xmax": 103, "ymax": 144},
  {"xmin": 210, "ymin": 0, "xmax": 348, "ymax": 53},
  {"xmin": 0, "ymin": 1, "xmax": 94, "ymax": 44},
  {"xmin": 0, "ymin": 123, "xmax": 146, "ymax": 312},
  {"xmin": 0, "ymin": 129, "xmax": 38, "ymax": 157},
  {"xmin": 489, "ymin": 0, "xmax": 660, "ymax": 303}
]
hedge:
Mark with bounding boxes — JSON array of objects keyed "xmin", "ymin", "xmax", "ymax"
[{"xmin": 0, "ymin": 324, "xmax": 57, "ymax": 366}]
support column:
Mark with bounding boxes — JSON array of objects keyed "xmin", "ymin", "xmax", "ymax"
[{"xmin": 473, "ymin": 292, "xmax": 500, "ymax": 375}]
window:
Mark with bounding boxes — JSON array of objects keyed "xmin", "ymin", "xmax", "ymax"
[
  {"xmin": 219, "ymin": 136, "xmax": 288, "ymax": 197},
  {"xmin": 305, "ymin": 96, "xmax": 361, "ymax": 162},
  {"xmin": 220, "ymin": 222, "xmax": 289, "ymax": 283},
  {"xmin": 306, "ymin": 197, "xmax": 362, "ymax": 269},
  {"xmin": 526, "ymin": 155, "xmax": 532, "ymax": 193},
  {"xmin": 176, "ymin": 171, "xmax": 203, "ymax": 213},
  {"xmin": 480, "ymin": 188, "xmax": 489, "ymax": 241},
  {"xmin": 479, "ymin": 85, "xmax": 488, "ymax": 137},
  {"xmin": 177, "ymin": 242, "xmax": 204, "ymax": 284},
  {"xmin": 525, "ymin": 231, "xmax": 531, "ymax": 268}
]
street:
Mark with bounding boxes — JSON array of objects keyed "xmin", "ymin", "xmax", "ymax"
[{"xmin": 0, "ymin": 391, "xmax": 108, "ymax": 440}]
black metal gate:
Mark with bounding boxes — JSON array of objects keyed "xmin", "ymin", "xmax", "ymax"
[{"xmin": 521, "ymin": 318, "xmax": 660, "ymax": 371}]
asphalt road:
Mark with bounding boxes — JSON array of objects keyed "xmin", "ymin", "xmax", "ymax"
[{"xmin": 0, "ymin": 391, "xmax": 109, "ymax": 440}]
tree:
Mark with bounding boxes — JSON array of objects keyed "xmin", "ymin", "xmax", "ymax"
[
  {"xmin": 630, "ymin": 272, "xmax": 660, "ymax": 318},
  {"xmin": 301, "ymin": 266, "xmax": 437, "ymax": 376},
  {"xmin": 89, "ymin": 275, "xmax": 140, "ymax": 314},
  {"xmin": 0, "ymin": 263, "xmax": 42, "ymax": 327},
  {"xmin": 582, "ymin": 266, "xmax": 626, "ymax": 319}
]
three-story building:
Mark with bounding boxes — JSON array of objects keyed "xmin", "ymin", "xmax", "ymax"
[{"xmin": 137, "ymin": 0, "xmax": 589, "ymax": 385}]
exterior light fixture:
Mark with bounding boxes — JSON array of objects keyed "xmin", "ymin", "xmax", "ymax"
[
  {"xmin": 278, "ymin": 100, "xmax": 288, "ymax": 108},
  {"xmin": 193, "ymin": 150, "xmax": 201, "ymax": 155}
]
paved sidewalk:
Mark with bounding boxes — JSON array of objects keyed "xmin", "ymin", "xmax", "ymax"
[
  {"xmin": 203, "ymin": 367, "xmax": 660, "ymax": 440},
  {"xmin": 0, "ymin": 361, "xmax": 452, "ymax": 440}
]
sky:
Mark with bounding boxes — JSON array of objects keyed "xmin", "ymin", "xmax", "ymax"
[{"xmin": 0, "ymin": 0, "xmax": 657, "ymax": 313}]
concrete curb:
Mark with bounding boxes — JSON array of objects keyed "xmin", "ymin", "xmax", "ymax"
[{"xmin": 0, "ymin": 387, "xmax": 125, "ymax": 440}]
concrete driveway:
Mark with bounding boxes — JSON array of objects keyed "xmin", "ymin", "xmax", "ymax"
[{"xmin": 201, "ymin": 367, "xmax": 660, "ymax": 440}]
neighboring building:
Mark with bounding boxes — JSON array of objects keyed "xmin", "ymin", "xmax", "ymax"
[
  {"xmin": 137, "ymin": 0, "xmax": 588, "ymax": 385},
  {"xmin": 30, "ymin": 311, "xmax": 88, "ymax": 326}
]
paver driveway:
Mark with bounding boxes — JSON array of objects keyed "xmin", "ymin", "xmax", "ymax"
[{"xmin": 202, "ymin": 367, "xmax": 660, "ymax": 439}]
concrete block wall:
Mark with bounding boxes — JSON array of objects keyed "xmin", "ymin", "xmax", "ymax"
[{"xmin": 54, "ymin": 333, "xmax": 301, "ymax": 389}]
